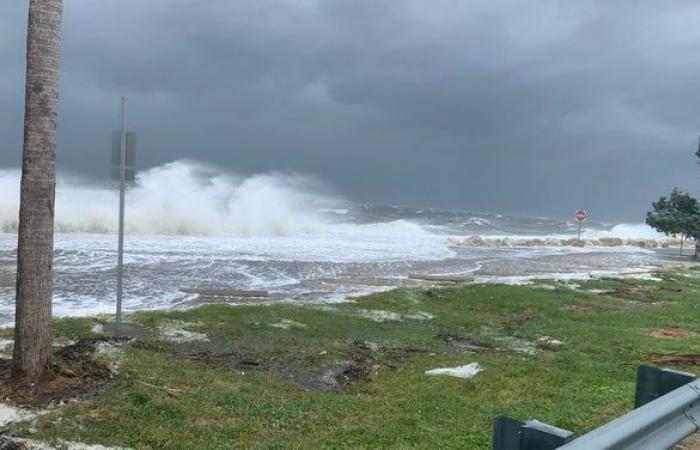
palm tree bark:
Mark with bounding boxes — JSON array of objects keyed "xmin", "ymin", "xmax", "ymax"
[{"xmin": 12, "ymin": 0, "xmax": 63, "ymax": 380}]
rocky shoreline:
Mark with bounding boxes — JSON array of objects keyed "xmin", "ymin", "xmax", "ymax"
[{"xmin": 447, "ymin": 235, "xmax": 686, "ymax": 249}]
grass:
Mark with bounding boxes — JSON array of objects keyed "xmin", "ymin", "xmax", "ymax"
[{"xmin": 9, "ymin": 268, "xmax": 700, "ymax": 449}]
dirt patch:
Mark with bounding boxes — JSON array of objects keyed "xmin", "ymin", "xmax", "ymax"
[
  {"xmin": 185, "ymin": 340, "xmax": 423, "ymax": 391},
  {"xmin": 649, "ymin": 328, "xmax": 693, "ymax": 339},
  {"xmin": 563, "ymin": 303, "xmax": 595, "ymax": 312},
  {"xmin": 0, "ymin": 437, "xmax": 26, "ymax": 450},
  {"xmin": 562, "ymin": 299, "xmax": 622, "ymax": 312},
  {"xmin": 609, "ymin": 286, "xmax": 658, "ymax": 303},
  {"xmin": 503, "ymin": 308, "xmax": 541, "ymax": 332},
  {"xmin": 648, "ymin": 353, "xmax": 700, "ymax": 366},
  {"xmin": 536, "ymin": 336, "xmax": 564, "ymax": 351},
  {"xmin": 0, "ymin": 338, "xmax": 128, "ymax": 408},
  {"xmin": 676, "ymin": 433, "xmax": 700, "ymax": 450},
  {"xmin": 186, "ymin": 350, "xmax": 263, "ymax": 374},
  {"xmin": 660, "ymin": 286, "xmax": 684, "ymax": 293},
  {"xmin": 324, "ymin": 341, "xmax": 377, "ymax": 388}
]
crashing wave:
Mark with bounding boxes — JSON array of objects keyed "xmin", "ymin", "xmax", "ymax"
[
  {"xmin": 1, "ymin": 161, "xmax": 330, "ymax": 236},
  {"xmin": 0, "ymin": 161, "xmax": 436, "ymax": 238}
]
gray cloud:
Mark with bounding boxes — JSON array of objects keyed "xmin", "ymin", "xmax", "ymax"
[{"xmin": 1, "ymin": 0, "xmax": 699, "ymax": 221}]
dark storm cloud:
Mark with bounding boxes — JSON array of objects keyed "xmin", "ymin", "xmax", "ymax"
[{"xmin": 1, "ymin": 0, "xmax": 700, "ymax": 221}]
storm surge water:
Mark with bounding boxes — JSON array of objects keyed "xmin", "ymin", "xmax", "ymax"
[{"xmin": 0, "ymin": 160, "xmax": 685, "ymax": 325}]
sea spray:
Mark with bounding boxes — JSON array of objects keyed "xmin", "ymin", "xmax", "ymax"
[{"xmin": 0, "ymin": 161, "xmax": 341, "ymax": 236}]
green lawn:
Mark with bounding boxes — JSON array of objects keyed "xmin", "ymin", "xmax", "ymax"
[{"xmin": 10, "ymin": 269, "xmax": 700, "ymax": 449}]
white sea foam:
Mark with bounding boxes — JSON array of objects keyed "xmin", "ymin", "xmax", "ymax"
[
  {"xmin": 584, "ymin": 223, "xmax": 668, "ymax": 240},
  {"xmin": 1, "ymin": 161, "xmax": 349, "ymax": 236}
]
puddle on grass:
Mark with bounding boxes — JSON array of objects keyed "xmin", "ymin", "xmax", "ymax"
[
  {"xmin": 437, "ymin": 332, "xmax": 537, "ymax": 355},
  {"xmin": 158, "ymin": 321, "xmax": 209, "ymax": 343}
]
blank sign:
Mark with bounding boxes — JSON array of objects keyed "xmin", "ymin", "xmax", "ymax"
[{"xmin": 111, "ymin": 131, "xmax": 136, "ymax": 182}]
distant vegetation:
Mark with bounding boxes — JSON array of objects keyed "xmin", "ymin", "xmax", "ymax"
[
  {"xmin": 646, "ymin": 146, "xmax": 700, "ymax": 258},
  {"xmin": 646, "ymin": 188, "xmax": 700, "ymax": 256}
]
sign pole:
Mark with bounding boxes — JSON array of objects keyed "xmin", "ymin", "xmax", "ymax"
[
  {"xmin": 116, "ymin": 97, "xmax": 127, "ymax": 335},
  {"xmin": 575, "ymin": 210, "xmax": 587, "ymax": 241},
  {"xmin": 577, "ymin": 221, "xmax": 582, "ymax": 240}
]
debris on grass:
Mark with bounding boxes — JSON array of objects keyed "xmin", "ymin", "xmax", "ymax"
[
  {"xmin": 585, "ymin": 289, "xmax": 613, "ymax": 295},
  {"xmin": 529, "ymin": 283, "xmax": 557, "ymax": 291},
  {"xmin": 95, "ymin": 341, "xmax": 123, "ymax": 355},
  {"xmin": 53, "ymin": 339, "xmax": 76, "ymax": 348},
  {"xmin": 496, "ymin": 336, "xmax": 536, "ymax": 355},
  {"xmin": 269, "ymin": 319, "xmax": 307, "ymax": 329},
  {"xmin": 403, "ymin": 311, "xmax": 435, "ymax": 320},
  {"xmin": 348, "ymin": 308, "xmax": 435, "ymax": 322},
  {"xmin": 157, "ymin": 321, "xmax": 209, "ymax": 343},
  {"xmin": 0, "ymin": 338, "xmax": 128, "ymax": 408},
  {"xmin": 649, "ymin": 328, "xmax": 693, "ymax": 339},
  {"xmin": 536, "ymin": 336, "xmax": 565, "ymax": 350},
  {"xmin": 355, "ymin": 309, "xmax": 403, "ymax": 322},
  {"xmin": 0, "ymin": 403, "xmax": 38, "ymax": 427},
  {"xmin": 425, "ymin": 362, "xmax": 483, "ymax": 379},
  {"xmin": 136, "ymin": 380, "xmax": 185, "ymax": 398},
  {"xmin": 314, "ymin": 305, "xmax": 435, "ymax": 323},
  {"xmin": 0, "ymin": 436, "xmax": 131, "ymax": 450},
  {"xmin": 438, "ymin": 333, "xmax": 536, "ymax": 355}
]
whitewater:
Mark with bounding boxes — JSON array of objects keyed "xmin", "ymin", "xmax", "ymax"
[{"xmin": 0, "ymin": 160, "xmax": 687, "ymax": 325}]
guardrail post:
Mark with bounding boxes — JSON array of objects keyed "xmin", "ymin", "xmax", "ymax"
[
  {"xmin": 635, "ymin": 365, "xmax": 697, "ymax": 408},
  {"xmin": 493, "ymin": 415, "xmax": 574, "ymax": 450}
]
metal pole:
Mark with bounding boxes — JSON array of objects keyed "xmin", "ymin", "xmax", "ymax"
[
  {"xmin": 577, "ymin": 221, "xmax": 581, "ymax": 240},
  {"xmin": 116, "ymin": 96, "xmax": 127, "ymax": 335}
]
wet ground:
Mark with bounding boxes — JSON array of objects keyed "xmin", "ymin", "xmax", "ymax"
[{"xmin": 1, "ymin": 231, "xmax": 691, "ymax": 327}]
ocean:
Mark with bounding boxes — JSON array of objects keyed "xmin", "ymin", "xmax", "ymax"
[{"xmin": 0, "ymin": 161, "xmax": 687, "ymax": 326}]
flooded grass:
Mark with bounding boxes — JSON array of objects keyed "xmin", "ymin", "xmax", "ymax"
[{"xmin": 2, "ymin": 269, "xmax": 700, "ymax": 449}]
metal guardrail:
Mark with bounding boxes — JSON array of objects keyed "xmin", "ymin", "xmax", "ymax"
[{"xmin": 493, "ymin": 365, "xmax": 700, "ymax": 450}]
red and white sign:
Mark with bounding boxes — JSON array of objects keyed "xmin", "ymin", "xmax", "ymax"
[{"xmin": 575, "ymin": 210, "xmax": 587, "ymax": 222}]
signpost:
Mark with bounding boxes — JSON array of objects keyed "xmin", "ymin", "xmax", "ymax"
[
  {"xmin": 575, "ymin": 209, "xmax": 587, "ymax": 240},
  {"xmin": 111, "ymin": 97, "xmax": 136, "ymax": 335}
]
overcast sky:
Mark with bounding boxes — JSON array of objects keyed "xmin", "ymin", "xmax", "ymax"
[{"xmin": 1, "ymin": 1, "xmax": 699, "ymax": 221}]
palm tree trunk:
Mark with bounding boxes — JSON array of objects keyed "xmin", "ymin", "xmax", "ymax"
[{"xmin": 12, "ymin": 0, "xmax": 63, "ymax": 381}]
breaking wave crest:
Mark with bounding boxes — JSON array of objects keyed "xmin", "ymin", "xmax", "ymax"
[{"xmin": 0, "ymin": 161, "xmax": 350, "ymax": 236}]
